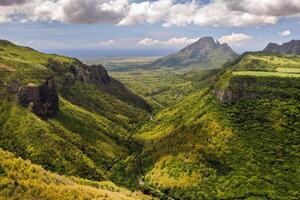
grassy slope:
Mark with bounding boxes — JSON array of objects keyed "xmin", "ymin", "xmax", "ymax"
[
  {"xmin": 134, "ymin": 53, "xmax": 300, "ymax": 199},
  {"xmin": 0, "ymin": 148, "xmax": 153, "ymax": 200},
  {"xmin": 0, "ymin": 40, "xmax": 149, "ymax": 188}
]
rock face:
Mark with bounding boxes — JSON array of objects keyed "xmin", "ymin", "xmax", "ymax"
[
  {"xmin": 149, "ymin": 36, "xmax": 238, "ymax": 69},
  {"xmin": 18, "ymin": 76, "xmax": 59, "ymax": 118},
  {"xmin": 214, "ymin": 88, "xmax": 260, "ymax": 104},
  {"xmin": 214, "ymin": 75, "xmax": 300, "ymax": 104},
  {"xmin": 48, "ymin": 59, "xmax": 110, "ymax": 85},
  {"xmin": 263, "ymin": 40, "xmax": 300, "ymax": 54}
]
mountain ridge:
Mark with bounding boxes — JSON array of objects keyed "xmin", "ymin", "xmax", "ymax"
[
  {"xmin": 263, "ymin": 39, "xmax": 300, "ymax": 54},
  {"xmin": 148, "ymin": 36, "xmax": 238, "ymax": 69}
]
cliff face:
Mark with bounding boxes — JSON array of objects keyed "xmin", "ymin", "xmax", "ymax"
[
  {"xmin": 18, "ymin": 76, "xmax": 59, "ymax": 118},
  {"xmin": 48, "ymin": 59, "xmax": 110, "ymax": 85},
  {"xmin": 214, "ymin": 75, "xmax": 300, "ymax": 104}
]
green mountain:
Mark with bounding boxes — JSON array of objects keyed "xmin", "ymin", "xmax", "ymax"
[
  {"xmin": 0, "ymin": 39, "xmax": 150, "ymax": 189},
  {"xmin": 1, "ymin": 39, "xmax": 299, "ymax": 200},
  {"xmin": 134, "ymin": 52, "xmax": 300, "ymax": 199},
  {"xmin": 148, "ymin": 37, "xmax": 238, "ymax": 69},
  {"xmin": 263, "ymin": 39, "xmax": 300, "ymax": 54}
]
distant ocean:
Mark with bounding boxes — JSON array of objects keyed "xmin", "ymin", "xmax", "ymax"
[{"xmin": 40, "ymin": 48, "xmax": 177, "ymax": 59}]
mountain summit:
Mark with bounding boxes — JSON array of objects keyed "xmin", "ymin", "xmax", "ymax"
[
  {"xmin": 149, "ymin": 36, "xmax": 238, "ymax": 69},
  {"xmin": 263, "ymin": 39, "xmax": 300, "ymax": 54}
]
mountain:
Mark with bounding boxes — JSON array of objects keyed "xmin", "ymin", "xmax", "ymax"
[
  {"xmin": 148, "ymin": 37, "xmax": 238, "ymax": 69},
  {"xmin": 0, "ymin": 39, "xmax": 151, "ymax": 190},
  {"xmin": 134, "ymin": 52, "xmax": 300, "ymax": 199},
  {"xmin": 263, "ymin": 39, "xmax": 300, "ymax": 54}
]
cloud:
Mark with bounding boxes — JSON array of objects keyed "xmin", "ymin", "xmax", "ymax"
[
  {"xmin": 138, "ymin": 37, "xmax": 198, "ymax": 46},
  {"xmin": 0, "ymin": 0, "xmax": 300, "ymax": 27},
  {"xmin": 33, "ymin": 0, "xmax": 128, "ymax": 24},
  {"xmin": 0, "ymin": 14, "xmax": 10, "ymax": 23},
  {"xmin": 218, "ymin": 33, "xmax": 252, "ymax": 45},
  {"xmin": 138, "ymin": 38, "xmax": 160, "ymax": 46},
  {"xmin": 119, "ymin": 0, "xmax": 197, "ymax": 27},
  {"xmin": 279, "ymin": 30, "xmax": 291, "ymax": 37},
  {"xmin": 225, "ymin": 0, "xmax": 300, "ymax": 17},
  {"xmin": 27, "ymin": 40, "xmax": 35, "ymax": 45},
  {"xmin": 0, "ymin": 0, "xmax": 29, "ymax": 6}
]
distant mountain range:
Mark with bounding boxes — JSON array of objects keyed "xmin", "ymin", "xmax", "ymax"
[
  {"xmin": 263, "ymin": 39, "xmax": 300, "ymax": 54},
  {"xmin": 148, "ymin": 36, "xmax": 238, "ymax": 69}
]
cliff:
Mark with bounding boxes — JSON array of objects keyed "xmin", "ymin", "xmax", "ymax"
[{"xmin": 18, "ymin": 76, "xmax": 59, "ymax": 118}]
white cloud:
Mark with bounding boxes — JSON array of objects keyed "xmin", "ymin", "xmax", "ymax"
[
  {"xmin": 218, "ymin": 33, "xmax": 252, "ymax": 45},
  {"xmin": 165, "ymin": 37, "xmax": 199, "ymax": 45},
  {"xmin": 27, "ymin": 40, "xmax": 35, "ymax": 44},
  {"xmin": 0, "ymin": 0, "xmax": 300, "ymax": 27},
  {"xmin": 138, "ymin": 38, "xmax": 160, "ymax": 46},
  {"xmin": 99, "ymin": 40, "xmax": 114, "ymax": 45},
  {"xmin": 279, "ymin": 30, "xmax": 291, "ymax": 37},
  {"xmin": 0, "ymin": 15, "xmax": 10, "ymax": 23},
  {"xmin": 33, "ymin": 0, "xmax": 128, "ymax": 24},
  {"xmin": 138, "ymin": 37, "xmax": 198, "ymax": 46}
]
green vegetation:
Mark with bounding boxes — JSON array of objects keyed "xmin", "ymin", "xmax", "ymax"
[
  {"xmin": 0, "ymin": 148, "xmax": 152, "ymax": 200},
  {"xmin": 0, "ymin": 40, "xmax": 149, "ymax": 190},
  {"xmin": 232, "ymin": 71, "xmax": 300, "ymax": 77},
  {"xmin": 233, "ymin": 53, "xmax": 300, "ymax": 71},
  {"xmin": 1, "ymin": 40, "xmax": 300, "ymax": 199},
  {"xmin": 132, "ymin": 53, "xmax": 300, "ymax": 199}
]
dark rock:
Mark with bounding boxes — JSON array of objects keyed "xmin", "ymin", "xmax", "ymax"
[
  {"xmin": 88, "ymin": 64, "xmax": 110, "ymax": 84},
  {"xmin": 18, "ymin": 76, "xmax": 59, "ymax": 118}
]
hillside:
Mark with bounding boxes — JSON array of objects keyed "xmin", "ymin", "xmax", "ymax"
[
  {"xmin": 148, "ymin": 37, "xmax": 238, "ymax": 69},
  {"xmin": 134, "ymin": 52, "xmax": 300, "ymax": 199},
  {"xmin": 263, "ymin": 39, "xmax": 300, "ymax": 54},
  {"xmin": 0, "ymin": 148, "xmax": 152, "ymax": 200},
  {"xmin": 0, "ymin": 40, "xmax": 150, "ymax": 189}
]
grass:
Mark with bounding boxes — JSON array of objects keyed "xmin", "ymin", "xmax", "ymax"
[
  {"xmin": 276, "ymin": 67, "xmax": 300, "ymax": 74},
  {"xmin": 233, "ymin": 71, "xmax": 300, "ymax": 78}
]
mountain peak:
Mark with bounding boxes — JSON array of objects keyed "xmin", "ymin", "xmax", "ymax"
[
  {"xmin": 263, "ymin": 39, "xmax": 300, "ymax": 54},
  {"xmin": 150, "ymin": 36, "xmax": 238, "ymax": 69}
]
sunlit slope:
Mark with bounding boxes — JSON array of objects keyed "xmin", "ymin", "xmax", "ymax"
[
  {"xmin": 0, "ymin": 149, "xmax": 152, "ymax": 200},
  {"xmin": 134, "ymin": 53, "xmax": 300, "ymax": 199},
  {"xmin": 0, "ymin": 40, "xmax": 149, "ymax": 187}
]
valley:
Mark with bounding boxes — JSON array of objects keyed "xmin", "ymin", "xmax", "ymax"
[{"xmin": 0, "ymin": 38, "xmax": 299, "ymax": 200}]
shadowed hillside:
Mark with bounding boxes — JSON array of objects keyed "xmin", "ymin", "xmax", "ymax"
[{"xmin": 0, "ymin": 40, "xmax": 150, "ymax": 189}]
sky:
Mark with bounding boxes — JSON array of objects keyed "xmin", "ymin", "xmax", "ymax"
[{"xmin": 0, "ymin": 0, "xmax": 299, "ymax": 58}]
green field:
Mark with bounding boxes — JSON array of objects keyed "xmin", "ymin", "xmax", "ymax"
[
  {"xmin": 276, "ymin": 67, "xmax": 300, "ymax": 74},
  {"xmin": 233, "ymin": 71, "xmax": 300, "ymax": 78}
]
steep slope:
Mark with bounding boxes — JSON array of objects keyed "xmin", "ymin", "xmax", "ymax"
[
  {"xmin": 0, "ymin": 148, "xmax": 153, "ymax": 200},
  {"xmin": 263, "ymin": 39, "xmax": 300, "ymax": 54},
  {"xmin": 149, "ymin": 37, "xmax": 238, "ymax": 69},
  {"xmin": 134, "ymin": 53, "xmax": 300, "ymax": 199},
  {"xmin": 0, "ymin": 40, "xmax": 150, "ymax": 188}
]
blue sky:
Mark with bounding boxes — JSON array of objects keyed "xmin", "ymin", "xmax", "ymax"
[{"xmin": 0, "ymin": 0, "xmax": 299, "ymax": 58}]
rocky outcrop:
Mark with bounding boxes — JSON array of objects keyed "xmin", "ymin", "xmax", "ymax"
[
  {"xmin": 214, "ymin": 75, "xmax": 300, "ymax": 104},
  {"xmin": 214, "ymin": 88, "xmax": 260, "ymax": 104},
  {"xmin": 18, "ymin": 76, "xmax": 59, "ymax": 118}
]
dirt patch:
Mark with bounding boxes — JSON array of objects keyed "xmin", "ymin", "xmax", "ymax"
[{"xmin": 0, "ymin": 63, "xmax": 16, "ymax": 72}]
